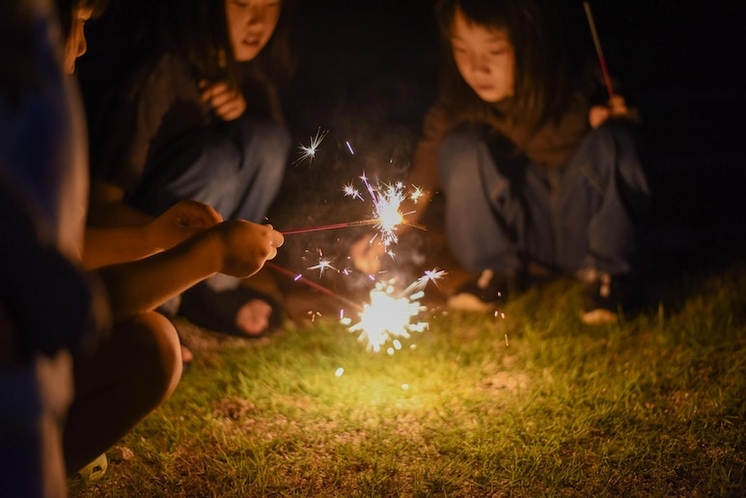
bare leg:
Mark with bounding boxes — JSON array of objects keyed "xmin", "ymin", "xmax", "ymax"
[{"xmin": 63, "ymin": 311, "xmax": 182, "ymax": 475}]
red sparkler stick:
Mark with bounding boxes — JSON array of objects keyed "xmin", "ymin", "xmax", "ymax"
[
  {"xmin": 583, "ymin": 1, "xmax": 615, "ymax": 99},
  {"xmin": 265, "ymin": 261, "xmax": 362, "ymax": 311},
  {"xmin": 281, "ymin": 218, "xmax": 380, "ymax": 236}
]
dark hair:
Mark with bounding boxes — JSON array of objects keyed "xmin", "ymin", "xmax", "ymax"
[
  {"xmin": 0, "ymin": 0, "xmax": 106, "ymax": 109},
  {"xmin": 156, "ymin": 0, "xmax": 298, "ymax": 90},
  {"xmin": 434, "ymin": 0, "xmax": 577, "ymax": 127},
  {"xmin": 55, "ymin": 0, "xmax": 110, "ymax": 39}
]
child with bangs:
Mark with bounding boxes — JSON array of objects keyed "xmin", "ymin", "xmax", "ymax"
[{"xmin": 351, "ymin": 0, "xmax": 650, "ymax": 324}]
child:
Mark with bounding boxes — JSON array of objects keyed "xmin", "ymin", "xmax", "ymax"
[
  {"xmin": 351, "ymin": 0, "xmax": 650, "ymax": 324},
  {"xmin": 85, "ymin": 0, "xmax": 297, "ymax": 338},
  {"xmin": 2, "ymin": 0, "xmax": 285, "ymax": 485}
]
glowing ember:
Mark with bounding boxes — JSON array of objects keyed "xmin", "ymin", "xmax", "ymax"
[{"xmin": 294, "ymin": 127, "xmax": 328, "ymax": 164}]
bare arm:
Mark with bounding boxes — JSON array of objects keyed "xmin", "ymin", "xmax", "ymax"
[
  {"xmin": 83, "ymin": 199, "xmax": 224, "ymax": 270},
  {"xmin": 94, "ymin": 219, "xmax": 283, "ymax": 322}
]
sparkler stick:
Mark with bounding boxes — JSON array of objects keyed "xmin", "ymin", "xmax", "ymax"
[
  {"xmin": 265, "ymin": 261, "xmax": 362, "ymax": 311},
  {"xmin": 583, "ymin": 1, "xmax": 615, "ymax": 99},
  {"xmin": 281, "ymin": 218, "xmax": 380, "ymax": 236}
]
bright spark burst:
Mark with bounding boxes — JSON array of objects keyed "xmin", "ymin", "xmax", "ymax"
[
  {"xmin": 294, "ymin": 127, "xmax": 328, "ymax": 165},
  {"xmin": 341, "ymin": 183, "xmax": 363, "ymax": 200},
  {"xmin": 401, "ymin": 267, "xmax": 447, "ymax": 295},
  {"xmin": 359, "ymin": 174, "xmax": 406, "ymax": 250},
  {"xmin": 346, "ymin": 281, "xmax": 427, "ymax": 353},
  {"xmin": 340, "ymin": 268, "xmax": 442, "ymax": 353},
  {"xmin": 307, "ymin": 257, "xmax": 337, "ymax": 277}
]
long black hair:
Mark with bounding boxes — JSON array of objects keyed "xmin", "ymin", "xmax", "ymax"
[
  {"xmin": 156, "ymin": 0, "xmax": 299, "ymax": 90},
  {"xmin": 434, "ymin": 0, "xmax": 581, "ymax": 128}
]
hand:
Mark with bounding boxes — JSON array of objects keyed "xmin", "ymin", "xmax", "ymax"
[
  {"xmin": 589, "ymin": 95, "xmax": 638, "ymax": 128},
  {"xmin": 350, "ymin": 235, "xmax": 387, "ymax": 275},
  {"xmin": 146, "ymin": 199, "xmax": 223, "ymax": 250},
  {"xmin": 200, "ymin": 80, "xmax": 247, "ymax": 121},
  {"xmin": 213, "ymin": 220, "xmax": 284, "ymax": 278}
]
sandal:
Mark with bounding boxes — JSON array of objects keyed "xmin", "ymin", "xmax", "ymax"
[{"xmin": 177, "ymin": 281, "xmax": 284, "ymax": 338}]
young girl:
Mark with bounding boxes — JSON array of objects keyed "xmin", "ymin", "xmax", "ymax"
[
  {"xmin": 352, "ymin": 0, "xmax": 650, "ymax": 324},
  {"xmin": 1, "ymin": 0, "xmax": 284, "ymax": 485},
  {"xmin": 86, "ymin": 0, "xmax": 297, "ymax": 337}
]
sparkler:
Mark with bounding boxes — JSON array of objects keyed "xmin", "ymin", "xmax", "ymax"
[
  {"xmin": 281, "ymin": 175, "xmax": 425, "ymax": 248},
  {"xmin": 281, "ymin": 218, "xmax": 379, "ymax": 236},
  {"xmin": 265, "ymin": 261, "xmax": 361, "ymax": 310},
  {"xmin": 268, "ymin": 260, "xmax": 444, "ymax": 354},
  {"xmin": 341, "ymin": 268, "xmax": 445, "ymax": 353},
  {"xmin": 583, "ymin": 1, "xmax": 615, "ymax": 99}
]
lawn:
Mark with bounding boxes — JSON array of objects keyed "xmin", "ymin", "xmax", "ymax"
[{"xmin": 69, "ymin": 257, "xmax": 746, "ymax": 497}]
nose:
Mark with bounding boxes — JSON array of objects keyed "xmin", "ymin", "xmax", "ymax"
[
  {"xmin": 76, "ymin": 31, "xmax": 88, "ymax": 59},
  {"xmin": 466, "ymin": 52, "xmax": 490, "ymax": 76},
  {"xmin": 246, "ymin": 5, "xmax": 267, "ymax": 26}
]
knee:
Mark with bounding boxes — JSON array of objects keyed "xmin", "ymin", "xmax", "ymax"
[
  {"xmin": 244, "ymin": 120, "xmax": 290, "ymax": 161},
  {"xmin": 438, "ymin": 130, "xmax": 482, "ymax": 190},
  {"xmin": 118, "ymin": 312, "xmax": 182, "ymax": 410}
]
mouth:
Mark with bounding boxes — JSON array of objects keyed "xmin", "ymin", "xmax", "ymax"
[{"xmin": 242, "ymin": 35, "xmax": 262, "ymax": 48}]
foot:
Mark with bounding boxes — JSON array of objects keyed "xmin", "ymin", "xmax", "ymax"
[
  {"xmin": 581, "ymin": 271, "xmax": 635, "ymax": 325},
  {"xmin": 180, "ymin": 344, "xmax": 193, "ymax": 365},
  {"xmin": 178, "ymin": 282, "xmax": 283, "ymax": 338},
  {"xmin": 447, "ymin": 269, "xmax": 523, "ymax": 312},
  {"xmin": 235, "ymin": 298, "xmax": 272, "ymax": 336}
]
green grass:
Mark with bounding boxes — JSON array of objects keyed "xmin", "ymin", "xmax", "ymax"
[{"xmin": 70, "ymin": 260, "xmax": 746, "ymax": 497}]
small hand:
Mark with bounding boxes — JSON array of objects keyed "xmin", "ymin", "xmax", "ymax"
[
  {"xmin": 215, "ymin": 220, "xmax": 284, "ymax": 278},
  {"xmin": 200, "ymin": 80, "xmax": 247, "ymax": 121},
  {"xmin": 350, "ymin": 235, "xmax": 387, "ymax": 275},
  {"xmin": 147, "ymin": 199, "xmax": 223, "ymax": 250},
  {"xmin": 589, "ymin": 95, "xmax": 637, "ymax": 128}
]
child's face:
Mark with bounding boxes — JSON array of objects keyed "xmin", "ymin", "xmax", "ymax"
[
  {"xmin": 450, "ymin": 7, "xmax": 515, "ymax": 103},
  {"xmin": 63, "ymin": 7, "xmax": 94, "ymax": 74},
  {"xmin": 225, "ymin": 0, "xmax": 281, "ymax": 62}
]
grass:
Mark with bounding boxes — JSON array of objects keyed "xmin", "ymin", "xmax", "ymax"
[{"xmin": 69, "ymin": 258, "xmax": 746, "ymax": 497}]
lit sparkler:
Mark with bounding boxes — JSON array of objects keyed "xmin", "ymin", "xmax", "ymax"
[
  {"xmin": 268, "ymin": 261, "xmax": 443, "ymax": 353},
  {"xmin": 281, "ymin": 175, "xmax": 425, "ymax": 246},
  {"xmin": 340, "ymin": 268, "xmax": 445, "ymax": 353},
  {"xmin": 293, "ymin": 127, "xmax": 328, "ymax": 165},
  {"xmin": 356, "ymin": 174, "xmax": 425, "ymax": 253}
]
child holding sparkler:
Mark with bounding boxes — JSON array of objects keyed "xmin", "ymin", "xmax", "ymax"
[
  {"xmin": 1, "ymin": 0, "xmax": 285, "ymax": 486},
  {"xmin": 84, "ymin": 0, "xmax": 298, "ymax": 339},
  {"xmin": 352, "ymin": 0, "xmax": 650, "ymax": 324}
]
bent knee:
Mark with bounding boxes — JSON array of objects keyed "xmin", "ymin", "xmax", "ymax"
[{"xmin": 119, "ymin": 312, "xmax": 182, "ymax": 407}]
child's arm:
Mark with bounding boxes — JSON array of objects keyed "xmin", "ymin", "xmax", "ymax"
[
  {"xmin": 83, "ymin": 199, "xmax": 223, "ymax": 270},
  {"xmin": 93, "ymin": 219, "xmax": 283, "ymax": 322}
]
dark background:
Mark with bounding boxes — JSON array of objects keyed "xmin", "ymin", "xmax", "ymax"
[{"xmin": 78, "ymin": 1, "xmax": 746, "ymax": 277}]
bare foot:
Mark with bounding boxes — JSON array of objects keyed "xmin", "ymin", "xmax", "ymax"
[{"xmin": 180, "ymin": 344, "xmax": 193, "ymax": 365}]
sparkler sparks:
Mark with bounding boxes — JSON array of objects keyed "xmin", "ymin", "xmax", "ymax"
[
  {"xmin": 307, "ymin": 257, "xmax": 337, "ymax": 277},
  {"xmin": 294, "ymin": 127, "xmax": 328, "ymax": 165},
  {"xmin": 341, "ymin": 182, "xmax": 363, "ymax": 201},
  {"xmin": 343, "ymin": 280, "xmax": 427, "ymax": 353},
  {"xmin": 340, "ymin": 268, "xmax": 443, "ymax": 353},
  {"xmin": 356, "ymin": 174, "xmax": 423, "ymax": 252}
]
